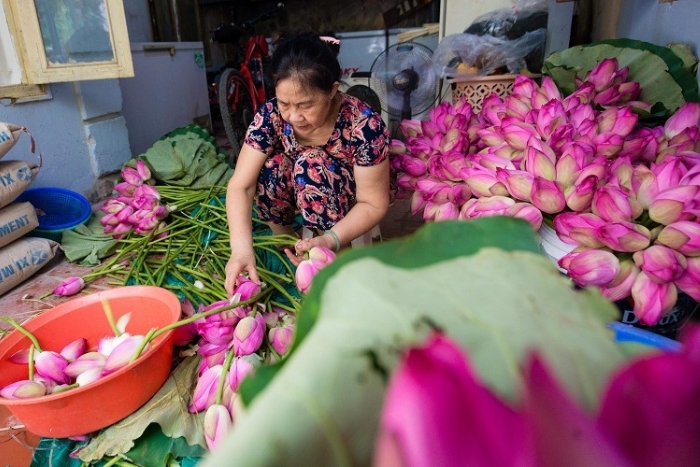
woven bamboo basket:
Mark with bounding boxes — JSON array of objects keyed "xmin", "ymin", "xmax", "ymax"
[{"xmin": 450, "ymin": 74, "xmax": 541, "ymax": 112}]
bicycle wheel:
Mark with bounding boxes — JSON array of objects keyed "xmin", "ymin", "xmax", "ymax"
[{"xmin": 218, "ymin": 68, "xmax": 255, "ymax": 165}]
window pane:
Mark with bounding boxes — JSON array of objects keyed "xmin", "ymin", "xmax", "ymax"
[{"xmin": 35, "ymin": 0, "xmax": 114, "ymax": 65}]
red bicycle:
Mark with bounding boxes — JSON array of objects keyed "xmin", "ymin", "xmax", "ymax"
[{"xmin": 213, "ymin": 4, "xmax": 284, "ymax": 164}]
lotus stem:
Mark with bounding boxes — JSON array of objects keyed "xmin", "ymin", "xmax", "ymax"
[{"xmin": 0, "ymin": 317, "xmax": 42, "ymax": 352}]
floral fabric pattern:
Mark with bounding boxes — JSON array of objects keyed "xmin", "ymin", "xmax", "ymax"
[{"xmin": 244, "ymin": 92, "xmax": 390, "ymax": 231}]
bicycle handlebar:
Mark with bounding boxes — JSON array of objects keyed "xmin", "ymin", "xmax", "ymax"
[{"xmin": 212, "ymin": 3, "xmax": 284, "ymax": 44}]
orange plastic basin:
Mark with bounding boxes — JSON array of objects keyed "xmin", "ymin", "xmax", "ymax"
[{"xmin": 0, "ymin": 286, "xmax": 181, "ymax": 438}]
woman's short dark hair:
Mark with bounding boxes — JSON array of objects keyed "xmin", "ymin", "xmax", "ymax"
[{"xmin": 269, "ymin": 34, "xmax": 342, "ymax": 93}]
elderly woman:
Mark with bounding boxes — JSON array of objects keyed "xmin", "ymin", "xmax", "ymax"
[{"xmin": 225, "ymin": 34, "xmax": 391, "ymax": 294}]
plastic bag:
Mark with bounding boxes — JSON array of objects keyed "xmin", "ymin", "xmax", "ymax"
[
  {"xmin": 432, "ymin": 28, "xmax": 547, "ymax": 77},
  {"xmin": 465, "ymin": 0, "xmax": 548, "ymax": 39}
]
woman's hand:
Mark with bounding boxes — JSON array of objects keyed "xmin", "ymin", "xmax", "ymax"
[
  {"xmin": 225, "ymin": 246, "xmax": 260, "ymax": 296},
  {"xmin": 284, "ymin": 234, "xmax": 336, "ymax": 266}
]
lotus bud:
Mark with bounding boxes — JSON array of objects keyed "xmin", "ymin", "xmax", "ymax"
[
  {"xmin": 564, "ymin": 175, "xmax": 597, "ymax": 212},
  {"xmin": 134, "ymin": 184, "xmax": 161, "ymax": 201},
  {"xmin": 227, "ymin": 357, "xmax": 256, "ymax": 391},
  {"xmin": 503, "ymin": 203, "xmax": 542, "ymax": 231},
  {"xmin": 53, "ymin": 277, "xmax": 85, "ymax": 296},
  {"xmin": 535, "ymin": 99, "xmax": 567, "ymax": 140},
  {"xmin": 600, "ymin": 259, "xmax": 641, "ymax": 302},
  {"xmin": 416, "ymin": 178, "xmax": 453, "ymax": 203},
  {"xmin": 308, "ymin": 246, "xmax": 336, "ymax": 266},
  {"xmin": 60, "ymin": 338, "xmax": 87, "ymax": 363},
  {"xmin": 410, "ymin": 190, "xmax": 426, "ymax": 216},
  {"xmin": 495, "ymin": 168, "xmax": 533, "ymax": 202},
  {"xmin": 596, "ymin": 107, "xmax": 638, "ymax": 138},
  {"xmin": 262, "ymin": 312, "xmax": 279, "ymax": 328},
  {"xmin": 649, "ymin": 185, "xmax": 699, "ymax": 225},
  {"xmin": 480, "ymin": 94, "xmax": 506, "ymax": 126},
  {"xmin": 103, "ymin": 334, "xmax": 149, "ymax": 374},
  {"xmin": 136, "ymin": 159, "xmax": 152, "ymax": 181},
  {"xmin": 558, "ymin": 249, "xmax": 620, "ymax": 287},
  {"xmin": 504, "ymin": 95, "xmax": 531, "ymax": 120},
  {"xmin": 121, "ymin": 167, "xmax": 143, "ymax": 187},
  {"xmin": 433, "ymin": 202, "xmax": 461, "ymax": 222},
  {"xmin": 9, "ymin": 348, "xmax": 30, "ymax": 364},
  {"xmin": 524, "ymin": 147, "xmax": 556, "ymax": 181},
  {"xmin": 591, "ymin": 185, "xmax": 640, "ymax": 223},
  {"xmin": 76, "ymin": 367, "xmax": 105, "ymax": 387},
  {"xmin": 530, "ymin": 177, "xmax": 566, "ymax": 214},
  {"xmin": 653, "ymin": 157, "xmax": 687, "ymax": 192},
  {"xmin": 137, "ymin": 212, "xmax": 160, "ymax": 232},
  {"xmin": 389, "ymin": 139, "xmax": 407, "ymax": 155},
  {"xmin": 502, "ymin": 122, "xmax": 538, "ymax": 151},
  {"xmin": 631, "ymin": 272, "xmax": 678, "ymax": 326},
  {"xmin": 295, "ymin": 258, "xmax": 325, "ymax": 294},
  {"xmin": 462, "ymin": 168, "xmax": 508, "ymax": 198},
  {"xmin": 113, "ymin": 222, "xmax": 133, "ymax": 237},
  {"xmin": 269, "ymin": 324, "xmax": 295, "ymax": 356},
  {"xmin": 33, "ymin": 374, "xmax": 58, "ymax": 394},
  {"xmin": 633, "ymin": 245, "xmax": 687, "ymax": 284},
  {"xmin": 631, "ymin": 165, "xmax": 658, "ymax": 209},
  {"xmin": 599, "ymin": 221, "xmax": 651, "ymax": 253},
  {"xmin": 399, "ymin": 119, "xmax": 422, "ymax": 138},
  {"xmin": 656, "ymin": 221, "xmax": 700, "ymax": 256},
  {"xmin": 0, "ymin": 380, "xmax": 46, "ymax": 399},
  {"xmin": 35, "ymin": 350, "xmax": 70, "ymax": 384},
  {"xmin": 233, "ymin": 314, "xmax": 265, "ymax": 356},
  {"xmin": 511, "ymin": 74, "xmax": 538, "ymax": 101},
  {"xmin": 585, "ymin": 58, "xmax": 620, "ymax": 92},
  {"xmin": 65, "ymin": 352, "xmax": 107, "ymax": 379},
  {"xmin": 664, "ymin": 102, "xmax": 700, "ymax": 140},
  {"xmin": 552, "ymin": 212, "xmax": 603, "ymax": 247},
  {"xmin": 113, "ymin": 181, "xmax": 137, "ymax": 197},
  {"xmin": 459, "ymin": 196, "xmax": 515, "ymax": 220},
  {"xmin": 100, "ymin": 198, "xmax": 127, "ymax": 214},
  {"xmin": 189, "ymin": 364, "xmax": 224, "ymax": 413},
  {"xmin": 675, "ymin": 256, "xmax": 700, "ymax": 302},
  {"xmin": 204, "ymin": 404, "xmax": 232, "ymax": 452}
]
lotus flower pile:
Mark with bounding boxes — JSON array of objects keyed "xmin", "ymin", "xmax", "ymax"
[
  {"xmin": 0, "ymin": 313, "xmax": 149, "ymax": 400},
  {"xmin": 392, "ymin": 58, "xmax": 700, "ymax": 325},
  {"xmin": 375, "ymin": 330, "xmax": 700, "ymax": 467},
  {"xmin": 188, "ymin": 277, "xmax": 296, "ymax": 451},
  {"xmin": 99, "ymin": 159, "xmax": 170, "ymax": 238}
]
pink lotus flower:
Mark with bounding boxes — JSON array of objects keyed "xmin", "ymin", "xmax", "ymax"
[
  {"xmin": 564, "ymin": 175, "xmax": 597, "ymax": 212},
  {"xmin": 599, "ymin": 259, "xmax": 640, "ymax": 302},
  {"xmin": 630, "ymin": 271, "xmax": 678, "ymax": 325},
  {"xmin": 189, "ymin": 364, "xmax": 224, "ymax": 413},
  {"xmin": 227, "ymin": 357, "xmax": 256, "ymax": 391},
  {"xmin": 496, "ymin": 168, "xmax": 534, "ymax": 202},
  {"xmin": 460, "ymin": 196, "xmax": 515, "ymax": 220},
  {"xmin": 598, "ymin": 221, "xmax": 651, "ymax": 253},
  {"xmin": 269, "ymin": 325, "xmax": 295, "ymax": 356},
  {"xmin": 374, "ymin": 334, "xmax": 528, "ymax": 467},
  {"xmin": 103, "ymin": 335, "xmax": 149, "ymax": 374},
  {"xmin": 649, "ymin": 185, "xmax": 699, "ymax": 225},
  {"xmin": 308, "ymin": 246, "xmax": 336, "ymax": 266},
  {"xmin": 0, "ymin": 380, "xmax": 46, "ymax": 399},
  {"xmin": 76, "ymin": 367, "xmax": 105, "ymax": 387},
  {"xmin": 633, "ymin": 245, "xmax": 687, "ymax": 284},
  {"xmin": 100, "ymin": 198, "xmax": 127, "ymax": 214},
  {"xmin": 591, "ymin": 184, "xmax": 641, "ymax": 223},
  {"xmin": 233, "ymin": 314, "xmax": 266, "ymax": 356},
  {"xmin": 65, "ymin": 352, "xmax": 106, "ymax": 379},
  {"xmin": 113, "ymin": 181, "xmax": 137, "ymax": 197},
  {"xmin": 204, "ymin": 404, "xmax": 232, "ymax": 452},
  {"xmin": 121, "ymin": 167, "xmax": 143, "ymax": 187},
  {"xmin": 59, "ymin": 338, "xmax": 86, "ymax": 363},
  {"xmin": 295, "ymin": 258, "xmax": 326, "ymax": 294},
  {"xmin": 530, "ymin": 177, "xmax": 565, "ymax": 214},
  {"xmin": 35, "ymin": 350, "xmax": 70, "ymax": 384},
  {"xmin": 553, "ymin": 212, "xmax": 605, "ymax": 247},
  {"xmin": 53, "ymin": 277, "xmax": 85, "ymax": 296},
  {"xmin": 675, "ymin": 256, "xmax": 700, "ymax": 302},
  {"xmin": 135, "ymin": 159, "xmax": 152, "ymax": 182},
  {"xmin": 505, "ymin": 203, "xmax": 542, "ymax": 230},
  {"xmin": 664, "ymin": 102, "xmax": 700, "ymax": 140},
  {"xmin": 585, "ymin": 58, "xmax": 623, "ymax": 92},
  {"xmin": 558, "ymin": 248, "xmax": 620, "ymax": 287}
]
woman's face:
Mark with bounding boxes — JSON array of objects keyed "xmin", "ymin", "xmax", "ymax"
[{"xmin": 276, "ymin": 77, "xmax": 338, "ymax": 137}]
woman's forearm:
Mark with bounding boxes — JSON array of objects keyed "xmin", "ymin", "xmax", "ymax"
[
  {"xmin": 327, "ymin": 199, "xmax": 388, "ymax": 247},
  {"xmin": 226, "ymin": 182, "xmax": 256, "ymax": 250}
]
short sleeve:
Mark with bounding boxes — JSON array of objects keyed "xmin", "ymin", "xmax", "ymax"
[
  {"xmin": 353, "ymin": 110, "xmax": 389, "ymax": 167},
  {"xmin": 244, "ymin": 101, "xmax": 277, "ymax": 156}
]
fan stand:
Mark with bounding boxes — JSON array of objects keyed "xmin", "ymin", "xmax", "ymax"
[{"xmin": 392, "ymin": 68, "xmax": 420, "ymax": 120}]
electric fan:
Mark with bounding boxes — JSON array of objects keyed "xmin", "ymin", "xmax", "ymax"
[{"xmin": 369, "ymin": 42, "xmax": 438, "ymax": 120}]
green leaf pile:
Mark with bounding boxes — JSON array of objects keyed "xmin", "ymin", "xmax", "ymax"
[
  {"xmin": 543, "ymin": 38, "xmax": 700, "ymax": 118},
  {"xmin": 129, "ymin": 124, "xmax": 234, "ymax": 188},
  {"xmin": 202, "ymin": 218, "xmax": 653, "ymax": 467}
]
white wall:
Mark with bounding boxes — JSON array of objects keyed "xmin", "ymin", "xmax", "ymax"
[{"xmin": 618, "ymin": 0, "xmax": 700, "ymax": 88}]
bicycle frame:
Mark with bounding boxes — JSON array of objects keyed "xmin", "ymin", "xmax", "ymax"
[{"xmin": 226, "ymin": 35, "xmax": 268, "ymax": 117}]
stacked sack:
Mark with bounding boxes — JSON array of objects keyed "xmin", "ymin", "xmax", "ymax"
[{"xmin": 0, "ymin": 123, "xmax": 59, "ymax": 297}]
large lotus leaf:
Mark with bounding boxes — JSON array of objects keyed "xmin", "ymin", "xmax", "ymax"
[
  {"xmin": 202, "ymin": 218, "xmax": 651, "ymax": 467},
  {"xmin": 79, "ymin": 356, "xmax": 205, "ymax": 463},
  {"xmin": 141, "ymin": 138, "xmax": 204, "ymax": 184},
  {"xmin": 543, "ymin": 42, "xmax": 694, "ymax": 117}
]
